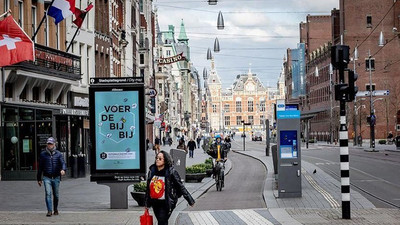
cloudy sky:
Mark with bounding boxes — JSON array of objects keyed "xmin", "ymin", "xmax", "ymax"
[{"xmin": 154, "ymin": 0, "xmax": 339, "ymax": 88}]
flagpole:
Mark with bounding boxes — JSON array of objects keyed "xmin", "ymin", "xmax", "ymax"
[
  {"xmin": 32, "ymin": 0, "xmax": 56, "ymax": 42},
  {"xmin": 66, "ymin": 27, "xmax": 81, "ymax": 52}
]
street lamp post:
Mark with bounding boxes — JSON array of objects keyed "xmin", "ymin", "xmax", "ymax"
[{"xmin": 352, "ymin": 46, "xmax": 358, "ymax": 146}]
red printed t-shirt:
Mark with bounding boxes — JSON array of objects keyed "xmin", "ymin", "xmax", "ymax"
[{"xmin": 150, "ymin": 169, "xmax": 166, "ymax": 200}]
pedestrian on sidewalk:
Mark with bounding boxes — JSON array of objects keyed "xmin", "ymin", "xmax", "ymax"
[
  {"xmin": 145, "ymin": 151, "xmax": 195, "ymax": 225},
  {"xmin": 162, "ymin": 136, "xmax": 166, "ymax": 146},
  {"xmin": 187, "ymin": 139, "xmax": 196, "ymax": 158},
  {"xmin": 154, "ymin": 136, "xmax": 161, "ymax": 154},
  {"xmin": 37, "ymin": 137, "xmax": 66, "ymax": 217},
  {"xmin": 196, "ymin": 136, "xmax": 201, "ymax": 149},
  {"xmin": 176, "ymin": 139, "xmax": 187, "ymax": 153}
]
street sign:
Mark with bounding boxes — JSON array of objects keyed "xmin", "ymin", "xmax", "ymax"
[
  {"xmin": 372, "ymin": 90, "xmax": 389, "ymax": 96},
  {"xmin": 148, "ymin": 88, "xmax": 157, "ymax": 97},
  {"xmin": 356, "ymin": 91, "xmax": 370, "ymax": 97},
  {"xmin": 356, "ymin": 90, "xmax": 389, "ymax": 97}
]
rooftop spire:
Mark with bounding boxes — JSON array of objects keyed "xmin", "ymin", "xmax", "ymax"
[{"xmin": 178, "ymin": 19, "xmax": 188, "ymax": 42}]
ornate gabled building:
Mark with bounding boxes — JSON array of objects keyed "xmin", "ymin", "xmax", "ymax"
[{"xmin": 206, "ymin": 64, "xmax": 273, "ymax": 133}]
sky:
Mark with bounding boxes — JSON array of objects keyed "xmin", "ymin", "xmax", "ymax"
[{"xmin": 154, "ymin": 0, "xmax": 339, "ymax": 89}]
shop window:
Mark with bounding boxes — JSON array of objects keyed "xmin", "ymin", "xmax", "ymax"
[
  {"xmin": 32, "ymin": 87, "xmax": 39, "ymax": 101},
  {"xmin": 2, "ymin": 107, "xmax": 18, "ymax": 121},
  {"xmin": 19, "ymin": 108, "xmax": 34, "ymax": 120},
  {"xmin": 36, "ymin": 109, "xmax": 52, "ymax": 120}
]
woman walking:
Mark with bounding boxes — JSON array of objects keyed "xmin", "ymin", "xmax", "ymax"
[{"xmin": 145, "ymin": 151, "xmax": 195, "ymax": 225}]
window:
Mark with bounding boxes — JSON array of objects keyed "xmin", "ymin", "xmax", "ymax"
[
  {"xmin": 166, "ymin": 50, "xmax": 171, "ymax": 56},
  {"xmin": 260, "ymin": 115, "xmax": 264, "ymax": 125},
  {"xmin": 212, "ymin": 104, "xmax": 217, "ymax": 113},
  {"xmin": 365, "ymin": 58, "xmax": 375, "ymax": 71},
  {"xmin": 139, "ymin": 0, "xmax": 143, "ymax": 12},
  {"xmin": 366, "ymin": 15, "xmax": 372, "ymax": 28},
  {"xmin": 236, "ymin": 101, "xmax": 241, "ymax": 112},
  {"xmin": 140, "ymin": 69, "xmax": 144, "ymax": 77},
  {"xmin": 224, "ymin": 104, "xmax": 230, "ymax": 112},
  {"xmin": 45, "ymin": 89, "xmax": 52, "ymax": 102},
  {"xmin": 260, "ymin": 100, "xmax": 265, "ymax": 112},
  {"xmin": 248, "ymin": 116, "xmax": 254, "ymax": 124},
  {"xmin": 365, "ymin": 84, "xmax": 376, "ymax": 91},
  {"xmin": 32, "ymin": 6, "xmax": 37, "ymax": 36},
  {"xmin": 5, "ymin": 83, "xmax": 13, "ymax": 98},
  {"xmin": 224, "ymin": 116, "xmax": 230, "ymax": 126},
  {"xmin": 236, "ymin": 116, "xmax": 242, "ymax": 125},
  {"xmin": 158, "ymin": 83, "xmax": 163, "ymax": 96},
  {"xmin": 18, "ymin": 1, "xmax": 23, "ymax": 27},
  {"xmin": 4, "ymin": 0, "xmax": 9, "ymax": 12},
  {"xmin": 140, "ymin": 54, "xmax": 144, "ymax": 64},
  {"xmin": 248, "ymin": 99, "xmax": 254, "ymax": 112},
  {"xmin": 202, "ymin": 116, "xmax": 206, "ymax": 121},
  {"xmin": 32, "ymin": 87, "xmax": 39, "ymax": 101}
]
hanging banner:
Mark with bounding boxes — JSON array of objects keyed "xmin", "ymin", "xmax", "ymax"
[{"xmin": 157, "ymin": 53, "xmax": 186, "ymax": 65}]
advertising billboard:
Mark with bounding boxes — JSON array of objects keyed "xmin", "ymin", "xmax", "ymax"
[{"xmin": 89, "ymin": 82, "xmax": 146, "ymax": 182}]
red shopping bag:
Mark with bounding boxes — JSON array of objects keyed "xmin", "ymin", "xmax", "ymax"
[{"xmin": 140, "ymin": 208, "xmax": 153, "ymax": 225}]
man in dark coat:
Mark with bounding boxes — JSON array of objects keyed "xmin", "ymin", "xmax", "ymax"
[
  {"xmin": 187, "ymin": 139, "xmax": 196, "ymax": 158},
  {"xmin": 37, "ymin": 137, "xmax": 66, "ymax": 217}
]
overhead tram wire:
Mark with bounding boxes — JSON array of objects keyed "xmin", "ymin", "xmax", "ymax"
[{"xmin": 154, "ymin": 4, "xmax": 331, "ymax": 14}]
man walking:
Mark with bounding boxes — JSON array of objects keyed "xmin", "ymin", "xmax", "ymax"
[
  {"xmin": 196, "ymin": 136, "xmax": 201, "ymax": 149},
  {"xmin": 37, "ymin": 137, "xmax": 66, "ymax": 217},
  {"xmin": 187, "ymin": 139, "xmax": 196, "ymax": 158}
]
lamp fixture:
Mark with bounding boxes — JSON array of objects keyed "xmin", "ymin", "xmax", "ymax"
[
  {"xmin": 214, "ymin": 37, "xmax": 220, "ymax": 52},
  {"xmin": 217, "ymin": 11, "xmax": 224, "ymax": 30}
]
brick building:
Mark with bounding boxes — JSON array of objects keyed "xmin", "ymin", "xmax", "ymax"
[{"xmin": 287, "ymin": 1, "xmax": 400, "ymax": 142}]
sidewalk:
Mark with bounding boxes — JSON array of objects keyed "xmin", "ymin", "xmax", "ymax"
[
  {"xmin": 0, "ymin": 144, "xmax": 232, "ymax": 225},
  {"xmin": 231, "ymin": 141, "xmax": 400, "ymax": 224}
]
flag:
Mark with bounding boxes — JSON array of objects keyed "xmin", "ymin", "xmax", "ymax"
[
  {"xmin": 0, "ymin": 16, "xmax": 34, "ymax": 67},
  {"xmin": 48, "ymin": 0, "xmax": 76, "ymax": 25},
  {"xmin": 73, "ymin": 3, "xmax": 93, "ymax": 28}
]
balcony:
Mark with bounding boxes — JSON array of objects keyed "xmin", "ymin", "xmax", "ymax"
[{"xmin": 9, "ymin": 44, "xmax": 81, "ymax": 81}]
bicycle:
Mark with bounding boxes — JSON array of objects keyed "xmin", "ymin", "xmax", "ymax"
[{"xmin": 214, "ymin": 160, "xmax": 225, "ymax": 191}]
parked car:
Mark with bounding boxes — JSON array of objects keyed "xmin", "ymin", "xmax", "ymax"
[{"xmin": 252, "ymin": 132, "xmax": 262, "ymax": 141}]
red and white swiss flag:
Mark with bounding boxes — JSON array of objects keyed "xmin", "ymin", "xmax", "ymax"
[{"xmin": 0, "ymin": 16, "xmax": 34, "ymax": 67}]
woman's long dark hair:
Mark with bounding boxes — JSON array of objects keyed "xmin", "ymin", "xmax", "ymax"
[{"xmin": 155, "ymin": 150, "xmax": 173, "ymax": 167}]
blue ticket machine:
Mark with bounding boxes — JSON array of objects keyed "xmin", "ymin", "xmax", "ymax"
[{"xmin": 276, "ymin": 101, "xmax": 301, "ymax": 198}]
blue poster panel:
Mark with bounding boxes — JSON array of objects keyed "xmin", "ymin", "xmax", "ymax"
[
  {"xmin": 95, "ymin": 91, "xmax": 140, "ymax": 170},
  {"xmin": 89, "ymin": 83, "xmax": 146, "ymax": 182},
  {"xmin": 280, "ymin": 130, "xmax": 298, "ymax": 159}
]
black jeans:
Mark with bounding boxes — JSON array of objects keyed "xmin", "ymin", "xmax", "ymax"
[{"xmin": 153, "ymin": 204, "xmax": 171, "ymax": 225}]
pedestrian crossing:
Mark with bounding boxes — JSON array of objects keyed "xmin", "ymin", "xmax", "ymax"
[{"xmin": 177, "ymin": 209, "xmax": 280, "ymax": 225}]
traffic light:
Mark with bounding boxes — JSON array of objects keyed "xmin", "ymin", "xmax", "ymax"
[{"xmin": 347, "ymin": 69, "xmax": 358, "ymax": 101}]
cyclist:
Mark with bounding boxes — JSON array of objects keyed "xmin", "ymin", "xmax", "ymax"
[{"xmin": 206, "ymin": 135, "xmax": 229, "ymax": 186}]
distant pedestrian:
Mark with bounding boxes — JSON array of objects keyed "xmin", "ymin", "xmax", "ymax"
[
  {"xmin": 37, "ymin": 137, "xmax": 66, "ymax": 217},
  {"xmin": 196, "ymin": 136, "xmax": 201, "ymax": 149},
  {"xmin": 146, "ymin": 138, "xmax": 150, "ymax": 151},
  {"xmin": 177, "ymin": 139, "xmax": 187, "ymax": 153},
  {"xmin": 145, "ymin": 151, "xmax": 195, "ymax": 225},
  {"xmin": 187, "ymin": 139, "xmax": 196, "ymax": 158},
  {"xmin": 168, "ymin": 137, "xmax": 172, "ymax": 146},
  {"xmin": 162, "ymin": 136, "xmax": 166, "ymax": 146},
  {"xmin": 154, "ymin": 136, "xmax": 161, "ymax": 154}
]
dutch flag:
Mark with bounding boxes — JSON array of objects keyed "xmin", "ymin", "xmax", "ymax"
[{"xmin": 48, "ymin": 0, "xmax": 75, "ymax": 25}]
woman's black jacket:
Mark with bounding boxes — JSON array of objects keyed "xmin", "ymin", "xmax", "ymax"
[{"xmin": 145, "ymin": 164, "xmax": 195, "ymax": 211}]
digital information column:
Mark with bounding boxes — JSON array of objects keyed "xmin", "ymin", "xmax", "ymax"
[{"xmin": 276, "ymin": 99, "xmax": 302, "ymax": 198}]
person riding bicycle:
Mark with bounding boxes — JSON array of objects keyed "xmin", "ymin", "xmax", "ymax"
[{"xmin": 206, "ymin": 135, "xmax": 228, "ymax": 180}]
